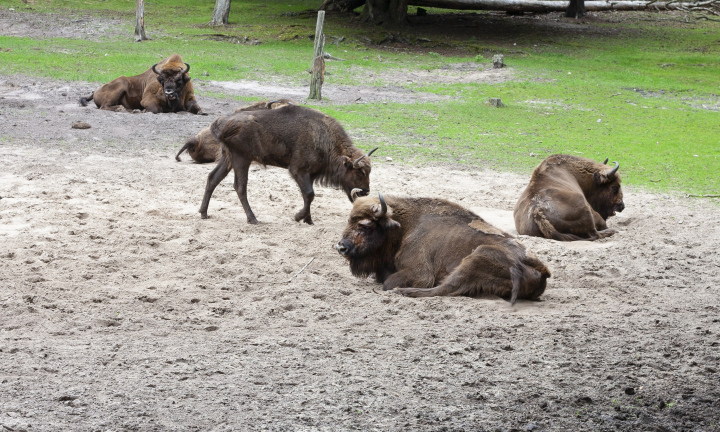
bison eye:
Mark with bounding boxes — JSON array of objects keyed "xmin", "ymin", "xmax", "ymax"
[{"xmin": 612, "ymin": 186, "xmax": 620, "ymax": 194}]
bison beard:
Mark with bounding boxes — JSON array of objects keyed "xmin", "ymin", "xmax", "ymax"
[
  {"xmin": 336, "ymin": 195, "xmax": 550, "ymax": 304},
  {"xmin": 176, "ymin": 100, "xmax": 296, "ymax": 163},
  {"xmin": 514, "ymin": 154, "xmax": 625, "ymax": 241},
  {"xmin": 198, "ymin": 105, "xmax": 376, "ymax": 224},
  {"xmin": 78, "ymin": 54, "xmax": 203, "ymax": 114}
]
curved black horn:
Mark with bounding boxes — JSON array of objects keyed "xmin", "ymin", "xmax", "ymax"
[
  {"xmin": 152, "ymin": 63, "xmax": 160, "ymax": 74},
  {"xmin": 376, "ymin": 193, "xmax": 388, "ymax": 218},
  {"xmin": 353, "ymin": 147, "xmax": 379, "ymax": 166},
  {"xmin": 183, "ymin": 62, "xmax": 190, "ymax": 74},
  {"xmin": 350, "ymin": 188, "xmax": 363, "ymax": 202},
  {"xmin": 608, "ymin": 161, "xmax": 619, "ymax": 176},
  {"xmin": 602, "ymin": 158, "xmax": 609, "ymax": 165}
]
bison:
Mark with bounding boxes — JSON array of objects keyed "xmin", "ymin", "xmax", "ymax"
[
  {"xmin": 79, "ymin": 54, "xmax": 204, "ymax": 114},
  {"xmin": 199, "ymin": 104, "xmax": 377, "ymax": 225},
  {"xmin": 335, "ymin": 194, "xmax": 551, "ymax": 304},
  {"xmin": 513, "ymin": 154, "xmax": 625, "ymax": 241},
  {"xmin": 175, "ymin": 99, "xmax": 296, "ymax": 163}
]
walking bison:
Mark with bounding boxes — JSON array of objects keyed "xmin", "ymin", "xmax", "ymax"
[
  {"xmin": 513, "ymin": 154, "xmax": 625, "ymax": 241},
  {"xmin": 79, "ymin": 54, "xmax": 204, "ymax": 114},
  {"xmin": 176, "ymin": 99, "xmax": 295, "ymax": 163},
  {"xmin": 199, "ymin": 104, "xmax": 377, "ymax": 225},
  {"xmin": 335, "ymin": 194, "xmax": 550, "ymax": 303}
]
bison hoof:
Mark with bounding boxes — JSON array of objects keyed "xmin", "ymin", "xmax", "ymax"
[
  {"xmin": 200, "ymin": 213, "xmax": 208, "ymax": 219},
  {"xmin": 247, "ymin": 218, "xmax": 259, "ymax": 224},
  {"xmin": 198, "ymin": 110, "xmax": 208, "ymax": 116}
]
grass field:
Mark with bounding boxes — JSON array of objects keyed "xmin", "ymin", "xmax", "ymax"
[{"xmin": 0, "ymin": 0, "xmax": 718, "ymax": 194}]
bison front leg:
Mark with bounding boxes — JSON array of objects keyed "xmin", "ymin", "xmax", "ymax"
[
  {"xmin": 185, "ymin": 99, "xmax": 206, "ymax": 115},
  {"xmin": 199, "ymin": 159, "xmax": 232, "ymax": 219},
  {"xmin": 291, "ymin": 172, "xmax": 315, "ymax": 225}
]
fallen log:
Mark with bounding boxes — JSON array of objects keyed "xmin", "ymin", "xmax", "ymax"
[{"xmin": 409, "ymin": 0, "xmax": 719, "ymax": 12}]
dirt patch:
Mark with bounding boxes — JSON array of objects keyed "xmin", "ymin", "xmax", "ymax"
[
  {"xmin": 1, "ymin": 69, "xmax": 719, "ymax": 431},
  {"xmin": 0, "ymin": 8, "xmax": 127, "ymax": 41}
]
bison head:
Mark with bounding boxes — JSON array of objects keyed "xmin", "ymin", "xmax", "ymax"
[
  {"xmin": 152, "ymin": 62, "xmax": 191, "ymax": 104},
  {"xmin": 339, "ymin": 147, "xmax": 377, "ymax": 202},
  {"xmin": 591, "ymin": 160, "xmax": 625, "ymax": 220},
  {"xmin": 335, "ymin": 194, "xmax": 402, "ymax": 278}
]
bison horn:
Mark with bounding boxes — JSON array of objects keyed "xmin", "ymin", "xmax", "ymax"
[
  {"xmin": 353, "ymin": 147, "xmax": 379, "ymax": 167},
  {"xmin": 375, "ymin": 193, "xmax": 388, "ymax": 219},
  {"xmin": 607, "ymin": 161, "xmax": 620, "ymax": 176},
  {"xmin": 602, "ymin": 158, "xmax": 609, "ymax": 165},
  {"xmin": 350, "ymin": 188, "xmax": 363, "ymax": 202},
  {"xmin": 152, "ymin": 63, "xmax": 160, "ymax": 74},
  {"xmin": 183, "ymin": 62, "xmax": 190, "ymax": 74}
]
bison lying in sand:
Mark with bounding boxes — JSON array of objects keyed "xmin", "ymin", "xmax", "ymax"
[
  {"xmin": 176, "ymin": 99, "xmax": 295, "ymax": 163},
  {"xmin": 79, "ymin": 54, "xmax": 204, "ymax": 114},
  {"xmin": 199, "ymin": 105, "xmax": 377, "ymax": 225},
  {"xmin": 335, "ymin": 194, "xmax": 550, "ymax": 303},
  {"xmin": 514, "ymin": 154, "xmax": 625, "ymax": 241}
]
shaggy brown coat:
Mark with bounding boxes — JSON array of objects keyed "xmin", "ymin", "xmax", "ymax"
[
  {"xmin": 199, "ymin": 105, "xmax": 376, "ymax": 224},
  {"xmin": 514, "ymin": 154, "xmax": 625, "ymax": 241},
  {"xmin": 176, "ymin": 99, "xmax": 296, "ymax": 163},
  {"xmin": 335, "ymin": 195, "xmax": 551, "ymax": 303},
  {"xmin": 79, "ymin": 54, "xmax": 203, "ymax": 114}
]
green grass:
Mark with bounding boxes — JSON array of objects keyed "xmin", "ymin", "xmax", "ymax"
[{"xmin": 0, "ymin": 0, "xmax": 719, "ymax": 194}]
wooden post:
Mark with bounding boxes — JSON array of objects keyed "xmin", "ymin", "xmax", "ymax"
[
  {"xmin": 309, "ymin": 11, "xmax": 325, "ymax": 100},
  {"xmin": 134, "ymin": 0, "xmax": 148, "ymax": 41}
]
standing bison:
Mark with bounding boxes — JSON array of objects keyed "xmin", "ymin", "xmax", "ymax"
[
  {"xmin": 514, "ymin": 154, "xmax": 625, "ymax": 241},
  {"xmin": 176, "ymin": 99, "xmax": 296, "ymax": 163},
  {"xmin": 79, "ymin": 54, "xmax": 204, "ymax": 114},
  {"xmin": 199, "ymin": 105, "xmax": 377, "ymax": 225},
  {"xmin": 335, "ymin": 194, "xmax": 550, "ymax": 304}
]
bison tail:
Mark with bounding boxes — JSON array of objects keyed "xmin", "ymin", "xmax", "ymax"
[
  {"xmin": 78, "ymin": 92, "xmax": 94, "ymax": 107},
  {"xmin": 510, "ymin": 263, "xmax": 548, "ymax": 306},
  {"xmin": 532, "ymin": 207, "xmax": 585, "ymax": 241},
  {"xmin": 175, "ymin": 139, "xmax": 196, "ymax": 162}
]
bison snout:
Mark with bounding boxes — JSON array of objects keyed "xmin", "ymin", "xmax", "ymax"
[
  {"xmin": 617, "ymin": 201, "xmax": 625, "ymax": 213},
  {"xmin": 334, "ymin": 240, "xmax": 350, "ymax": 256}
]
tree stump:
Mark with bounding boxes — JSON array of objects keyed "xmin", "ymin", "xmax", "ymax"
[
  {"xmin": 488, "ymin": 98, "xmax": 504, "ymax": 108},
  {"xmin": 492, "ymin": 54, "xmax": 504, "ymax": 69}
]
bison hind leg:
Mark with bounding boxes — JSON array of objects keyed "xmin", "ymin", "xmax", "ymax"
[{"xmin": 396, "ymin": 285, "xmax": 457, "ymax": 298}]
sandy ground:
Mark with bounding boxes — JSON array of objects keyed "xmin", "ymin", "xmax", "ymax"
[{"xmin": 1, "ymin": 8, "xmax": 720, "ymax": 432}]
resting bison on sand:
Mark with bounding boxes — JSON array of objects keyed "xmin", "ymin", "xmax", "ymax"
[
  {"xmin": 79, "ymin": 54, "xmax": 204, "ymax": 114},
  {"xmin": 335, "ymin": 194, "xmax": 550, "ymax": 303},
  {"xmin": 514, "ymin": 154, "xmax": 625, "ymax": 241},
  {"xmin": 176, "ymin": 99, "xmax": 295, "ymax": 163},
  {"xmin": 200, "ymin": 105, "xmax": 377, "ymax": 225}
]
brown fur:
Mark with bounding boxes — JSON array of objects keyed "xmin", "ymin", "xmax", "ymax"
[
  {"xmin": 514, "ymin": 154, "xmax": 625, "ymax": 241},
  {"xmin": 199, "ymin": 105, "xmax": 375, "ymax": 225},
  {"xmin": 78, "ymin": 54, "xmax": 203, "ymax": 114},
  {"xmin": 176, "ymin": 99, "xmax": 296, "ymax": 163},
  {"xmin": 335, "ymin": 195, "xmax": 551, "ymax": 304}
]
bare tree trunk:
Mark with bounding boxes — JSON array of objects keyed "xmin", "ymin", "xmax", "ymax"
[
  {"xmin": 210, "ymin": 0, "xmax": 231, "ymax": 26},
  {"xmin": 134, "ymin": 0, "xmax": 148, "ymax": 42},
  {"xmin": 309, "ymin": 11, "xmax": 326, "ymax": 100},
  {"xmin": 409, "ymin": 0, "xmax": 717, "ymax": 12},
  {"xmin": 565, "ymin": 0, "xmax": 586, "ymax": 16},
  {"xmin": 361, "ymin": 0, "xmax": 409, "ymax": 26}
]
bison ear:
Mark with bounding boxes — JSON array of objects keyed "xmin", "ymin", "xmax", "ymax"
[
  {"xmin": 593, "ymin": 171, "xmax": 611, "ymax": 185},
  {"xmin": 342, "ymin": 156, "xmax": 354, "ymax": 169},
  {"xmin": 379, "ymin": 218, "xmax": 401, "ymax": 231}
]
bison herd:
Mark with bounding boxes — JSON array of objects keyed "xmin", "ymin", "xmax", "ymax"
[{"xmin": 80, "ymin": 55, "xmax": 626, "ymax": 305}]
